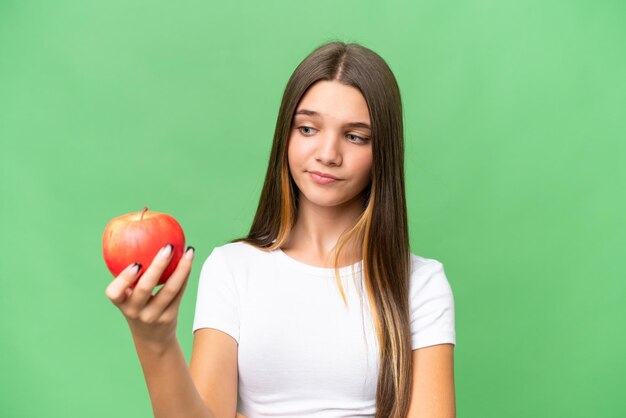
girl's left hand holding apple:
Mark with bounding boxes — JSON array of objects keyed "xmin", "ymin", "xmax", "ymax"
[{"xmin": 104, "ymin": 243, "xmax": 195, "ymax": 351}]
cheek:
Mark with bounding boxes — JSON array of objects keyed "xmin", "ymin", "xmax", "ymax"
[
  {"xmin": 287, "ymin": 136, "xmax": 309, "ymax": 168},
  {"xmin": 356, "ymin": 152, "xmax": 373, "ymax": 178}
]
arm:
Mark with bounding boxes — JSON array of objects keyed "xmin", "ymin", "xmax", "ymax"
[
  {"xmin": 133, "ymin": 336, "xmax": 215, "ymax": 418},
  {"xmin": 189, "ymin": 328, "xmax": 239, "ymax": 418},
  {"xmin": 406, "ymin": 343, "xmax": 456, "ymax": 418},
  {"xmin": 105, "ymin": 245, "xmax": 216, "ymax": 418}
]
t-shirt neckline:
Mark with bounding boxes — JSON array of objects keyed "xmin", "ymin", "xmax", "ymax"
[{"xmin": 275, "ymin": 247, "xmax": 363, "ymax": 277}]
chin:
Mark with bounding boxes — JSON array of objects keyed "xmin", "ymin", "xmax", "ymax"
[{"xmin": 302, "ymin": 191, "xmax": 361, "ymax": 208}]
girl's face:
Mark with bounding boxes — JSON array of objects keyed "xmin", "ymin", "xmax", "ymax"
[{"xmin": 287, "ymin": 80, "xmax": 373, "ymax": 210}]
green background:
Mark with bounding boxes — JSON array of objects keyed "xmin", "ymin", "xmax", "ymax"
[{"xmin": 1, "ymin": 0, "xmax": 624, "ymax": 417}]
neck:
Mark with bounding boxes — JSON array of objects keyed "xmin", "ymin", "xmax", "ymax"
[{"xmin": 282, "ymin": 192, "xmax": 364, "ymax": 264}]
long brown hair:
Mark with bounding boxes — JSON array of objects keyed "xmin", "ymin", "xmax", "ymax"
[{"xmin": 229, "ymin": 40, "xmax": 412, "ymax": 417}]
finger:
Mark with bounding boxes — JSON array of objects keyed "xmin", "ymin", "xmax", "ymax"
[
  {"xmin": 158, "ymin": 270, "xmax": 189, "ymax": 323},
  {"xmin": 143, "ymin": 246, "xmax": 194, "ymax": 319},
  {"xmin": 158, "ymin": 258, "xmax": 192, "ymax": 322},
  {"xmin": 105, "ymin": 262, "xmax": 142, "ymax": 305},
  {"xmin": 128, "ymin": 243, "xmax": 175, "ymax": 308}
]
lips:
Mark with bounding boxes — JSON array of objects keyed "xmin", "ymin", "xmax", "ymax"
[
  {"xmin": 308, "ymin": 170, "xmax": 340, "ymax": 180},
  {"xmin": 309, "ymin": 172, "xmax": 338, "ymax": 185}
]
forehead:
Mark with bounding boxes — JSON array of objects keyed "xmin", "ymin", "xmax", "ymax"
[{"xmin": 294, "ymin": 80, "xmax": 370, "ymax": 123}]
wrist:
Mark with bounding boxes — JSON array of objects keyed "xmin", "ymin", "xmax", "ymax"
[{"xmin": 131, "ymin": 331, "xmax": 179, "ymax": 358}]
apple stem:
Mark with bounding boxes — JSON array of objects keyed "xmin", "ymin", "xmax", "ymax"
[{"xmin": 140, "ymin": 206, "xmax": 148, "ymax": 220}]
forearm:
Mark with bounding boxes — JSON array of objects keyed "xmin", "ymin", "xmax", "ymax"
[{"xmin": 133, "ymin": 336, "xmax": 215, "ymax": 418}]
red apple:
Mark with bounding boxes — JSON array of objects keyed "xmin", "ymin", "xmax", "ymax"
[{"xmin": 102, "ymin": 206, "xmax": 186, "ymax": 287}]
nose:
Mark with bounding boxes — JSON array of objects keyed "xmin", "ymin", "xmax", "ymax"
[{"xmin": 315, "ymin": 131, "xmax": 342, "ymax": 166}]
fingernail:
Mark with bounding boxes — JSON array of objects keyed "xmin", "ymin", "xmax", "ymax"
[
  {"xmin": 130, "ymin": 262, "xmax": 142, "ymax": 275},
  {"xmin": 185, "ymin": 246, "xmax": 195, "ymax": 260},
  {"xmin": 162, "ymin": 243, "xmax": 173, "ymax": 257}
]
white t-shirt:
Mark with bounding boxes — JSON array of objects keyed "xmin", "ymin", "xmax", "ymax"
[{"xmin": 192, "ymin": 241, "xmax": 455, "ymax": 417}]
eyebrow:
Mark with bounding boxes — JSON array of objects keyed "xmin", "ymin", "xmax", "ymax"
[{"xmin": 294, "ymin": 109, "xmax": 371, "ymax": 130}]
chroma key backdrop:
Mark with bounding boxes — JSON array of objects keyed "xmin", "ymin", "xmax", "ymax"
[{"xmin": 1, "ymin": 1, "xmax": 624, "ymax": 417}]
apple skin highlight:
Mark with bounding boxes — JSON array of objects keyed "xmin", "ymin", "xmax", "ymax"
[{"xmin": 102, "ymin": 207, "xmax": 186, "ymax": 287}]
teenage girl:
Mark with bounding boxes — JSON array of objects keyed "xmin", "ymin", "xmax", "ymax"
[{"xmin": 106, "ymin": 41, "xmax": 456, "ymax": 418}]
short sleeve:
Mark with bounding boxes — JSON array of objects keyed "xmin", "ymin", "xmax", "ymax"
[
  {"xmin": 409, "ymin": 259, "xmax": 456, "ymax": 350},
  {"xmin": 192, "ymin": 247, "xmax": 240, "ymax": 343}
]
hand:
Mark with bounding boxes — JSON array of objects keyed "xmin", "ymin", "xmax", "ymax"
[
  {"xmin": 235, "ymin": 414, "xmax": 248, "ymax": 418},
  {"xmin": 105, "ymin": 243, "xmax": 195, "ymax": 350}
]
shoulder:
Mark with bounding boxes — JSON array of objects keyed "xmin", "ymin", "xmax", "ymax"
[
  {"xmin": 195, "ymin": 241, "xmax": 268, "ymax": 292},
  {"xmin": 212, "ymin": 240, "xmax": 272, "ymax": 262},
  {"xmin": 408, "ymin": 252, "xmax": 453, "ymax": 296},
  {"xmin": 409, "ymin": 253, "xmax": 446, "ymax": 280},
  {"xmin": 407, "ymin": 252, "xmax": 456, "ymax": 349},
  {"xmin": 201, "ymin": 240, "xmax": 273, "ymax": 277}
]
